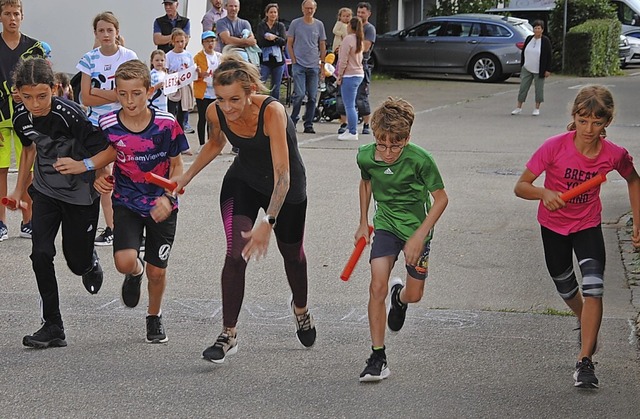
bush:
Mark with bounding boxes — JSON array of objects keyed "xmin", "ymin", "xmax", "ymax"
[
  {"xmin": 564, "ymin": 19, "xmax": 622, "ymax": 76},
  {"xmin": 549, "ymin": 0, "xmax": 617, "ymax": 70}
]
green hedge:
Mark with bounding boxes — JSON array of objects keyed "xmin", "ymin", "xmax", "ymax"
[{"xmin": 564, "ymin": 19, "xmax": 622, "ymax": 76}]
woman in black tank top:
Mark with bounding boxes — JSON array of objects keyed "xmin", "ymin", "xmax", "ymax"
[{"xmin": 173, "ymin": 55, "xmax": 316, "ymax": 363}]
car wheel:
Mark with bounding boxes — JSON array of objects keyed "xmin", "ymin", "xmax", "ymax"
[{"xmin": 470, "ymin": 54, "xmax": 502, "ymax": 83}]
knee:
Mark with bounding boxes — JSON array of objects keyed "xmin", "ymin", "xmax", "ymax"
[
  {"xmin": 146, "ymin": 265, "xmax": 166, "ymax": 285},
  {"xmin": 114, "ymin": 250, "xmax": 140, "ymax": 275},
  {"xmin": 580, "ymin": 258, "xmax": 604, "ymax": 298},
  {"xmin": 551, "ymin": 267, "xmax": 580, "ymax": 300},
  {"xmin": 369, "ymin": 281, "xmax": 388, "ymax": 302}
]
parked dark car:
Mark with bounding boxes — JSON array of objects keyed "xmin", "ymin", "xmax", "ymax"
[{"xmin": 371, "ymin": 14, "xmax": 534, "ymax": 82}]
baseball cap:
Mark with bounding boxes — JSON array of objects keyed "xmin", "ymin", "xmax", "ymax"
[
  {"xmin": 201, "ymin": 31, "xmax": 217, "ymax": 40},
  {"xmin": 162, "ymin": 0, "xmax": 178, "ymax": 3},
  {"xmin": 41, "ymin": 41, "xmax": 52, "ymax": 58}
]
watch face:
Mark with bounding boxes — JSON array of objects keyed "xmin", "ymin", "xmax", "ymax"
[{"xmin": 267, "ymin": 216, "xmax": 276, "ymax": 225}]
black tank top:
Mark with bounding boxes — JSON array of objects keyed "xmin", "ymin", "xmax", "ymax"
[{"xmin": 216, "ymin": 96, "xmax": 306, "ymax": 203}]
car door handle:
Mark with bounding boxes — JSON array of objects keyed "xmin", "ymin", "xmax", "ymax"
[
  {"xmin": 467, "ymin": 40, "xmax": 478, "ymax": 44},
  {"xmin": 426, "ymin": 39, "xmax": 436, "ymax": 43}
]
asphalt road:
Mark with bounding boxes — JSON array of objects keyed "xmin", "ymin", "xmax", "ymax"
[{"xmin": 1, "ymin": 68, "xmax": 640, "ymax": 418}]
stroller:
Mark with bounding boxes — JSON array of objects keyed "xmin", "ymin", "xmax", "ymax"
[{"xmin": 313, "ymin": 72, "xmax": 340, "ymax": 123}]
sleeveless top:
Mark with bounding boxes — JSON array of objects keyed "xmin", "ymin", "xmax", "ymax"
[{"xmin": 216, "ymin": 96, "xmax": 306, "ymax": 203}]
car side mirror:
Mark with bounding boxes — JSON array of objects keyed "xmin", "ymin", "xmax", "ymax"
[{"xmin": 398, "ymin": 30, "xmax": 407, "ymax": 38}]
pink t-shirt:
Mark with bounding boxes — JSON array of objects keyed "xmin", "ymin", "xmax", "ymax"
[{"xmin": 526, "ymin": 131, "xmax": 634, "ymax": 235}]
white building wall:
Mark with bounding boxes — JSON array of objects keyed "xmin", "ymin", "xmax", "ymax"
[{"xmin": 20, "ymin": 0, "xmax": 209, "ymax": 74}]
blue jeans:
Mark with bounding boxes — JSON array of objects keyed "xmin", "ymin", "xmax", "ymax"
[
  {"xmin": 340, "ymin": 76, "xmax": 363, "ymax": 135},
  {"xmin": 290, "ymin": 63, "xmax": 319, "ymax": 129},
  {"xmin": 260, "ymin": 64, "xmax": 285, "ymax": 101}
]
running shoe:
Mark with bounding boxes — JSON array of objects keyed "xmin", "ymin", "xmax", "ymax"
[
  {"xmin": 0, "ymin": 221, "xmax": 8, "ymax": 241},
  {"xmin": 387, "ymin": 277, "xmax": 407, "ymax": 332},
  {"xmin": 94, "ymin": 227, "xmax": 113, "ymax": 246},
  {"xmin": 20, "ymin": 221, "xmax": 32, "ymax": 239},
  {"xmin": 290, "ymin": 296, "xmax": 316, "ymax": 347},
  {"xmin": 359, "ymin": 351, "xmax": 390, "ymax": 382},
  {"xmin": 573, "ymin": 357, "xmax": 598, "ymax": 388},
  {"xmin": 202, "ymin": 330, "xmax": 238, "ymax": 364},
  {"xmin": 122, "ymin": 256, "xmax": 145, "ymax": 308},
  {"xmin": 81, "ymin": 251, "xmax": 103, "ymax": 294},
  {"xmin": 146, "ymin": 315, "xmax": 168, "ymax": 343},
  {"xmin": 23, "ymin": 323, "xmax": 67, "ymax": 349}
]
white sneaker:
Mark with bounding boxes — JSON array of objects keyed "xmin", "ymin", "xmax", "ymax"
[
  {"xmin": 532, "ymin": 109, "xmax": 540, "ymax": 116},
  {"xmin": 511, "ymin": 108, "xmax": 522, "ymax": 115},
  {"xmin": 337, "ymin": 132, "xmax": 359, "ymax": 141}
]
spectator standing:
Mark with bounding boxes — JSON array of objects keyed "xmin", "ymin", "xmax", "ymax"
[
  {"xmin": 216, "ymin": 0, "xmax": 256, "ymax": 54},
  {"xmin": 256, "ymin": 3, "xmax": 287, "ymax": 100},
  {"xmin": 287, "ymin": 0, "xmax": 326, "ymax": 134},
  {"xmin": 0, "ymin": 0, "xmax": 45, "ymax": 242},
  {"xmin": 336, "ymin": 17, "xmax": 364, "ymax": 142},
  {"xmin": 201, "ymin": 0, "xmax": 227, "ymax": 52},
  {"xmin": 511, "ymin": 20, "xmax": 552, "ymax": 116},
  {"xmin": 153, "ymin": 0, "xmax": 190, "ymax": 54},
  {"xmin": 339, "ymin": 2, "xmax": 375, "ymax": 135},
  {"xmin": 332, "ymin": 7, "xmax": 352, "ymax": 55},
  {"xmin": 194, "ymin": 31, "xmax": 222, "ymax": 153},
  {"xmin": 149, "ymin": 49, "xmax": 168, "ymax": 112},
  {"xmin": 77, "ymin": 11, "xmax": 138, "ymax": 247}
]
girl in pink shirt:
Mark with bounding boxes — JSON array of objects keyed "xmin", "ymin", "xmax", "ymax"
[{"xmin": 515, "ymin": 85, "xmax": 640, "ymax": 389}]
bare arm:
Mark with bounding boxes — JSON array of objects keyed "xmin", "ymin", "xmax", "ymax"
[
  {"xmin": 154, "ymin": 32, "xmax": 172, "ymax": 47},
  {"xmin": 172, "ymin": 104, "xmax": 226, "ymax": 191},
  {"xmin": 80, "ymin": 72, "xmax": 117, "ymax": 107},
  {"xmin": 7, "ymin": 144, "xmax": 36, "ymax": 207},
  {"xmin": 219, "ymin": 31, "xmax": 257, "ymax": 47},
  {"xmin": 404, "ymin": 188, "xmax": 449, "ymax": 265},
  {"xmin": 54, "ymin": 146, "xmax": 117, "ymax": 175},
  {"xmin": 287, "ymin": 36, "xmax": 296, "ymax": 64},
  {"xmin": 151, "ymin": 154, "xmax": 185, "ymax": 223},
  {"xmin": 356, "ymin": 178, "xmax": 372, "ymax": 244},
  {"xmin": 625, "ymin": 169, "xmax": 640, "ymax": 247},
  {"xmin": 514, "ymin": 168, "xmax": 566, "ymax": 211}
]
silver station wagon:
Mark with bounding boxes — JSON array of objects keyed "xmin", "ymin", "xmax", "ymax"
[{"xmin": 372, "ymin": 14, "xmax": 534, "ymax": 82}]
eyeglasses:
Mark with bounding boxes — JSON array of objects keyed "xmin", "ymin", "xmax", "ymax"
[{"xmin": 375, "ymin": 143, "xmax": 405, "ymax": 152}]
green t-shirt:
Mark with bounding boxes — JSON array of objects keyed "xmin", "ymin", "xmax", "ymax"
[{"xmin": 356, "ymin": 142, "xmax": 445, "ymax": 242}]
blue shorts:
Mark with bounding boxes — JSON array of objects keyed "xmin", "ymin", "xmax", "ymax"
[{"xmin": 369, "ymin": 229, "xmax": 431, "ymax": 280}]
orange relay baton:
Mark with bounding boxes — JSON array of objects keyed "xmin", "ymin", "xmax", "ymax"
[
  {"xmin": 341, "ymin": 225, "xmax": 374, "ymax": 281},
  {"xmin": 559, "ymin": 173, "xmax": 606, "ymax": 202},
  {"xmin": 144, "ymin": 172, "xmax": 184, "ymax": 194}
]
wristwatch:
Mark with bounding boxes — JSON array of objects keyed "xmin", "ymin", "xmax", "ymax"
[{"xmin": 263, "ymin": 214, "xmax": 276, "ymax": 226}]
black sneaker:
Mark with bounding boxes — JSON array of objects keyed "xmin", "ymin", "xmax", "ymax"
[
  {"xmin": 359, "ymin": 351, "xmax": 390, "ymax": 382},
  {"xmin": 146, "ymin": 315, "xmax": 168, "ymax": 343},
  {"xmin": 94, "ymin": 227, "xmax": 113, "ymax": 246},
  {"xmin": 361, "ymin": 124, "xmax": 371, "ymax": 135},
  {"xmin": 81, "ymin": 251, "xmax": 103, "ymax": 294},
  {"xmin": 202, "ymin": 330, "xmax": 238, "ymax": 364},
  {"xmin": 337, "ymin": 123, "xmax": 347, "ymax": 134},
  {"xmin": 20, "ymin": 221, "xmax": 32, "ymax": 239},
  {"xmin": 303, "ymin": 126, "xmax": 316, "ymax": 134},
  {"xmin": 573, "ymin": 357, "xmax": 598, "ymax": 388},
  {"xmin": 122, "ymin": 256, "xmax": 144, "ymax": 308},
  {"xmin": 387, "ymin": 277, "xmax": 407, "ymax": 332},
  {"xmin": 291, "ymin": 296, "xmax": 316, "ymax": 347},
  {"xmin": 23, "ymin": 323, "xmax": 67, "ymax": 349}
]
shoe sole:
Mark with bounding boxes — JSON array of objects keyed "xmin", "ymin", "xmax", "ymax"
[
  {"xmin": 387, "ymin": 277, "xmax": 405, "ymax": 333},
  {"xmin": 94, "ymin": 242, "xmax": 113, "ymax": 246},
  {"xmin": 203, "ymin": 344, "xmax": 238, "ymax": 364},
  {"xmin": 146, "ymin": 336, "xmax": 169, "ymax": 344},
  {"xmin": 359, "ymin": 368, "xmax": 390, "ymax": 382},
  {"xmin": 19, "ymin": 233, "xmax": 32, "ymax": 239},
  {"xmin": 23, "ymin": 338, "xmax": 68, "ymax": 348}
]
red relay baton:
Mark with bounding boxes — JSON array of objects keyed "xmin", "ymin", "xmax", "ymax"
[
  {"xmin": 341, "ymin": 225, "xmax": 374, "ymax": 281},
  {"xmin": 1, "ymin": 197, "xmax": 27, "ymax": 210},
  {"xmin": 144, "ymin": 172, "xmax": 184, "ymax": 194},
  {"xmin": 559, "ymin": 173, "xmax": 606, "ymax": 202}
]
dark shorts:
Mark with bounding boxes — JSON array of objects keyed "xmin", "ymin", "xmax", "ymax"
[
  {"xmin": 113, "ymin": 205, "xmax": 177, "ymax": 269},
  {"xmin": 369, "ymin": 229, "xmax": 431, "ymax": 280}
]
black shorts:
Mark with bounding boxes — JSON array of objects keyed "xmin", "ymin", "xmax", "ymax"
[
  {"xmin": 370, "ymin": 229, "xmax": 431, "ymax": 280},
  {"xmin": 113, "ymin": 205, "xmax": 177, "ymax": 269}
]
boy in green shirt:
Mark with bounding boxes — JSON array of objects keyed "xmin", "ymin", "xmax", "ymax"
[{"xmin": 354, "ymin": 97, "xmax": 448, "ymax": 382}]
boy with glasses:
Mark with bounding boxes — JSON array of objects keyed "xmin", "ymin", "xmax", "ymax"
[{"xmin": 352, "ymin": 97, "xmax": 448, "ymax": 382}]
